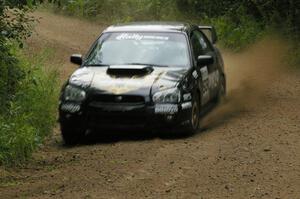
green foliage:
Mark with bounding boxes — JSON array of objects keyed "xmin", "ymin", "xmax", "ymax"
[
  {"xmin": 50, "ymin": 0, "xmax": 177, "ymax": 22},
  {"xmin": 209, "ymin": 15, "xmax": 264, "ymax": 50},
  {"xmin": 0, "ymin": 0, "xmax": 58, "ymax": 165},
  {"xmin": 0, "ymin": 0, "xmax": 36, "ymax": 112},
  {"xmin": 0, "ymin": 47, "xmax": 59, "ymax": 166},
  {"xmin": 48, "ymin": 0, "xmax": 300, "ymax": 52},
  {"xmin": 0, "ymin": 41, "xmax": 22, "ymax": 110}
]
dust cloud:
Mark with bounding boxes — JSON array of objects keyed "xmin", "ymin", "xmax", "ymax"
[{"xmin": 201, "ymin": 36, "xmax": 288, "ymax": 129}]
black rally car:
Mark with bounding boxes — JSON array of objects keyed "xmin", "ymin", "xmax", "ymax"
[{"xmin": 59, "ymin": 22, "xmax": 226, "ymax": 144}]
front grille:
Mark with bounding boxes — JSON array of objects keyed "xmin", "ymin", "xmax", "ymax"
[
  {"xmin": 87, "ymin": 108, "xmax": 148, "ymax": 128},
  {"xmin": 90, "ymin": 94, "xmax": 145, "ymax": 105},
  {"xmin": 89, "ymin": 112, "xmax": 147, "ymax": 124},
  {"xmin": 87, "ymin": 94, "xmax": 148, "ymax": 128}
]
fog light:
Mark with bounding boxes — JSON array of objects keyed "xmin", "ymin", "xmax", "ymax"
[{"xmin": 61, "ymin": 103, "xmax": 81, "ymax": 113}]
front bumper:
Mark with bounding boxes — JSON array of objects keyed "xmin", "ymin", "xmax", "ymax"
[{"xmin": 59, "ymin": 101, "xmax": 192, "ymax": 131}]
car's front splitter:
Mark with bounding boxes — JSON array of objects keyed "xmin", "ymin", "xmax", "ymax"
[{"xmin": 59, "ymin": 102, "xmax": 193, "ymax": 131}]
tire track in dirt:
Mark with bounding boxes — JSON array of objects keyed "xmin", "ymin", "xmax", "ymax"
[{"xmin": 1, "ymin": 10, "xmax": 300, "ymax": 199}]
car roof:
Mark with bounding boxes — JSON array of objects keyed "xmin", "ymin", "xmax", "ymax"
[{"xmin": 103, "ymin": 22, "xmax": 194, "ymax": 33}]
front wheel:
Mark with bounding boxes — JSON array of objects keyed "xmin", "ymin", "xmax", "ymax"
[{"xmin": 183, "ymin": 93, "xmax": 200, "ymax": 135}]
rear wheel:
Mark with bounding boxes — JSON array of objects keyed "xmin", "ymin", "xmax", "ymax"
[{"xmin": 60, "ymin": 123, "xmax": 86, "ymax": 145}]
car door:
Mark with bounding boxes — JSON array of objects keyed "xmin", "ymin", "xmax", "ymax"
[{"xmin": 190, "ymin": 29, "xmax": 220, "ymax": 105}]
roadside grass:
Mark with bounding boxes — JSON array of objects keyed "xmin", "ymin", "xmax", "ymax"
[
  {"xmin": 0, "ymin": 177, "xmax": 21, "ymax": 188},
  {"xmin": 0, "ymin": 46, "xmax": 59, "ymax": 166}
]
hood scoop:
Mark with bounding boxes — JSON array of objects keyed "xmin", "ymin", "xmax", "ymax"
[{"xmin": 107, "ymin": 65, "xmax": 153, "ymax": 77}]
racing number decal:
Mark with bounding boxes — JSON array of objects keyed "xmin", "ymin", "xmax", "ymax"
[
  {"xmin": 200, "ymin": 66, "xmax": 210, "ymax": 105},
  {"xmin": 208, "ymin": 70, "xmax": 219, "ymax": 90}
]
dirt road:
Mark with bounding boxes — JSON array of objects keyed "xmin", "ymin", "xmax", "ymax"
[{"xmin": 1, "ymin": 11, "xmax": 300, "ymax": 199}]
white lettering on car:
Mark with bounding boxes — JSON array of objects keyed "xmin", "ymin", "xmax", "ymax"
[
  {"xmin": 200, "ymin": 66, "xmax": 210, "ymax": 105},
  {"xmin": 192, "ymin": 70, "xmax": 198, "ymax": 79},
  {"xmin": 116, "ymin": 33, "xmax": 169, "ymax": 41},
  {"xmin": 183, "ymin": 93, "xmax": 192, "ymax": 101},
  {"xmin": 208, "ymin": 70, "xmax": 219, "ymax": 89},
  {"xmin": 181, "ymin": 102, "xmax": 192, "ymax": 110}
]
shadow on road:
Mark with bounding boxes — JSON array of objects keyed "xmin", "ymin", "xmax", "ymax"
[
  {"xmin": 62, "ymin": 129, "xmax": 193, "ymax": 147},
  {"xmin": 59, "ymin": 103, "xmax": 246, "ymax": 148}
]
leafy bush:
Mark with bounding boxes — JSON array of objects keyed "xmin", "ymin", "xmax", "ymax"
[
  {"xmin": 0, "ymin": 47, "xmax": 59, "ymax": 166},
  {"xmin": 0, "ymin": 0, "xmax": 59, "ymax": 166},
  {"xmin": 48, "ymin": 0, "xmax": 299, "ymax": 52},
  {"xmin": 209, "ymin": 15, "xmax": 264, "ymax": 50},
  {"xmin": 48, "ymin": 0, "xmax": 177, "ymax": 22},
  {"xmin": 0, "ymin": 1, "xmax": 35, "ymax": 112},
  {"xmin": 0, "ymin": 41, "xmax": 22, "ymax": 111},
  {"xmin": 47, "ymin": 0, "xmax": 265, "ymax": 49}
]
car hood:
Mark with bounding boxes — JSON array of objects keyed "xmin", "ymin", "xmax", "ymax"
[{"xmin": 69, "ymin": 65, "xmax": 188, "ymax": 96}]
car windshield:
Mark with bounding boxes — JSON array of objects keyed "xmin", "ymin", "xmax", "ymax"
[{"xmin": 84, "ymin": 32, "xmax": 190, "ymax": 67}]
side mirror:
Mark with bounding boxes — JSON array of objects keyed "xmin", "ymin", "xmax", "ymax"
[
  {"xmin": 70, "ymin": 54, "xmax": 83, "ymax": 65},
  {"xmin": 197, "ymin": 55, "xmax": 214, "ymax": 66}
]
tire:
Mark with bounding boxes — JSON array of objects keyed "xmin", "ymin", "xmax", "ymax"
[
  {"xmin": 60, "ymin": 123, "xmax": 86, "ymax": 145},
  {"xmin": 215, "ymin": 75, "xmax": 226, "ymax": 104},
  {"xmin": 184, "ymin": 93, "xmax": 200, "ymax": 135}
]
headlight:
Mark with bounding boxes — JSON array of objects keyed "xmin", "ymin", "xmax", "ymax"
[
  {"xmin": 64, "ymin": 85, "xmax": 86, "ymax": 102},
  {"xmin": 153, "ymin": 88, "xmax": 181, "ymax": 104}
]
